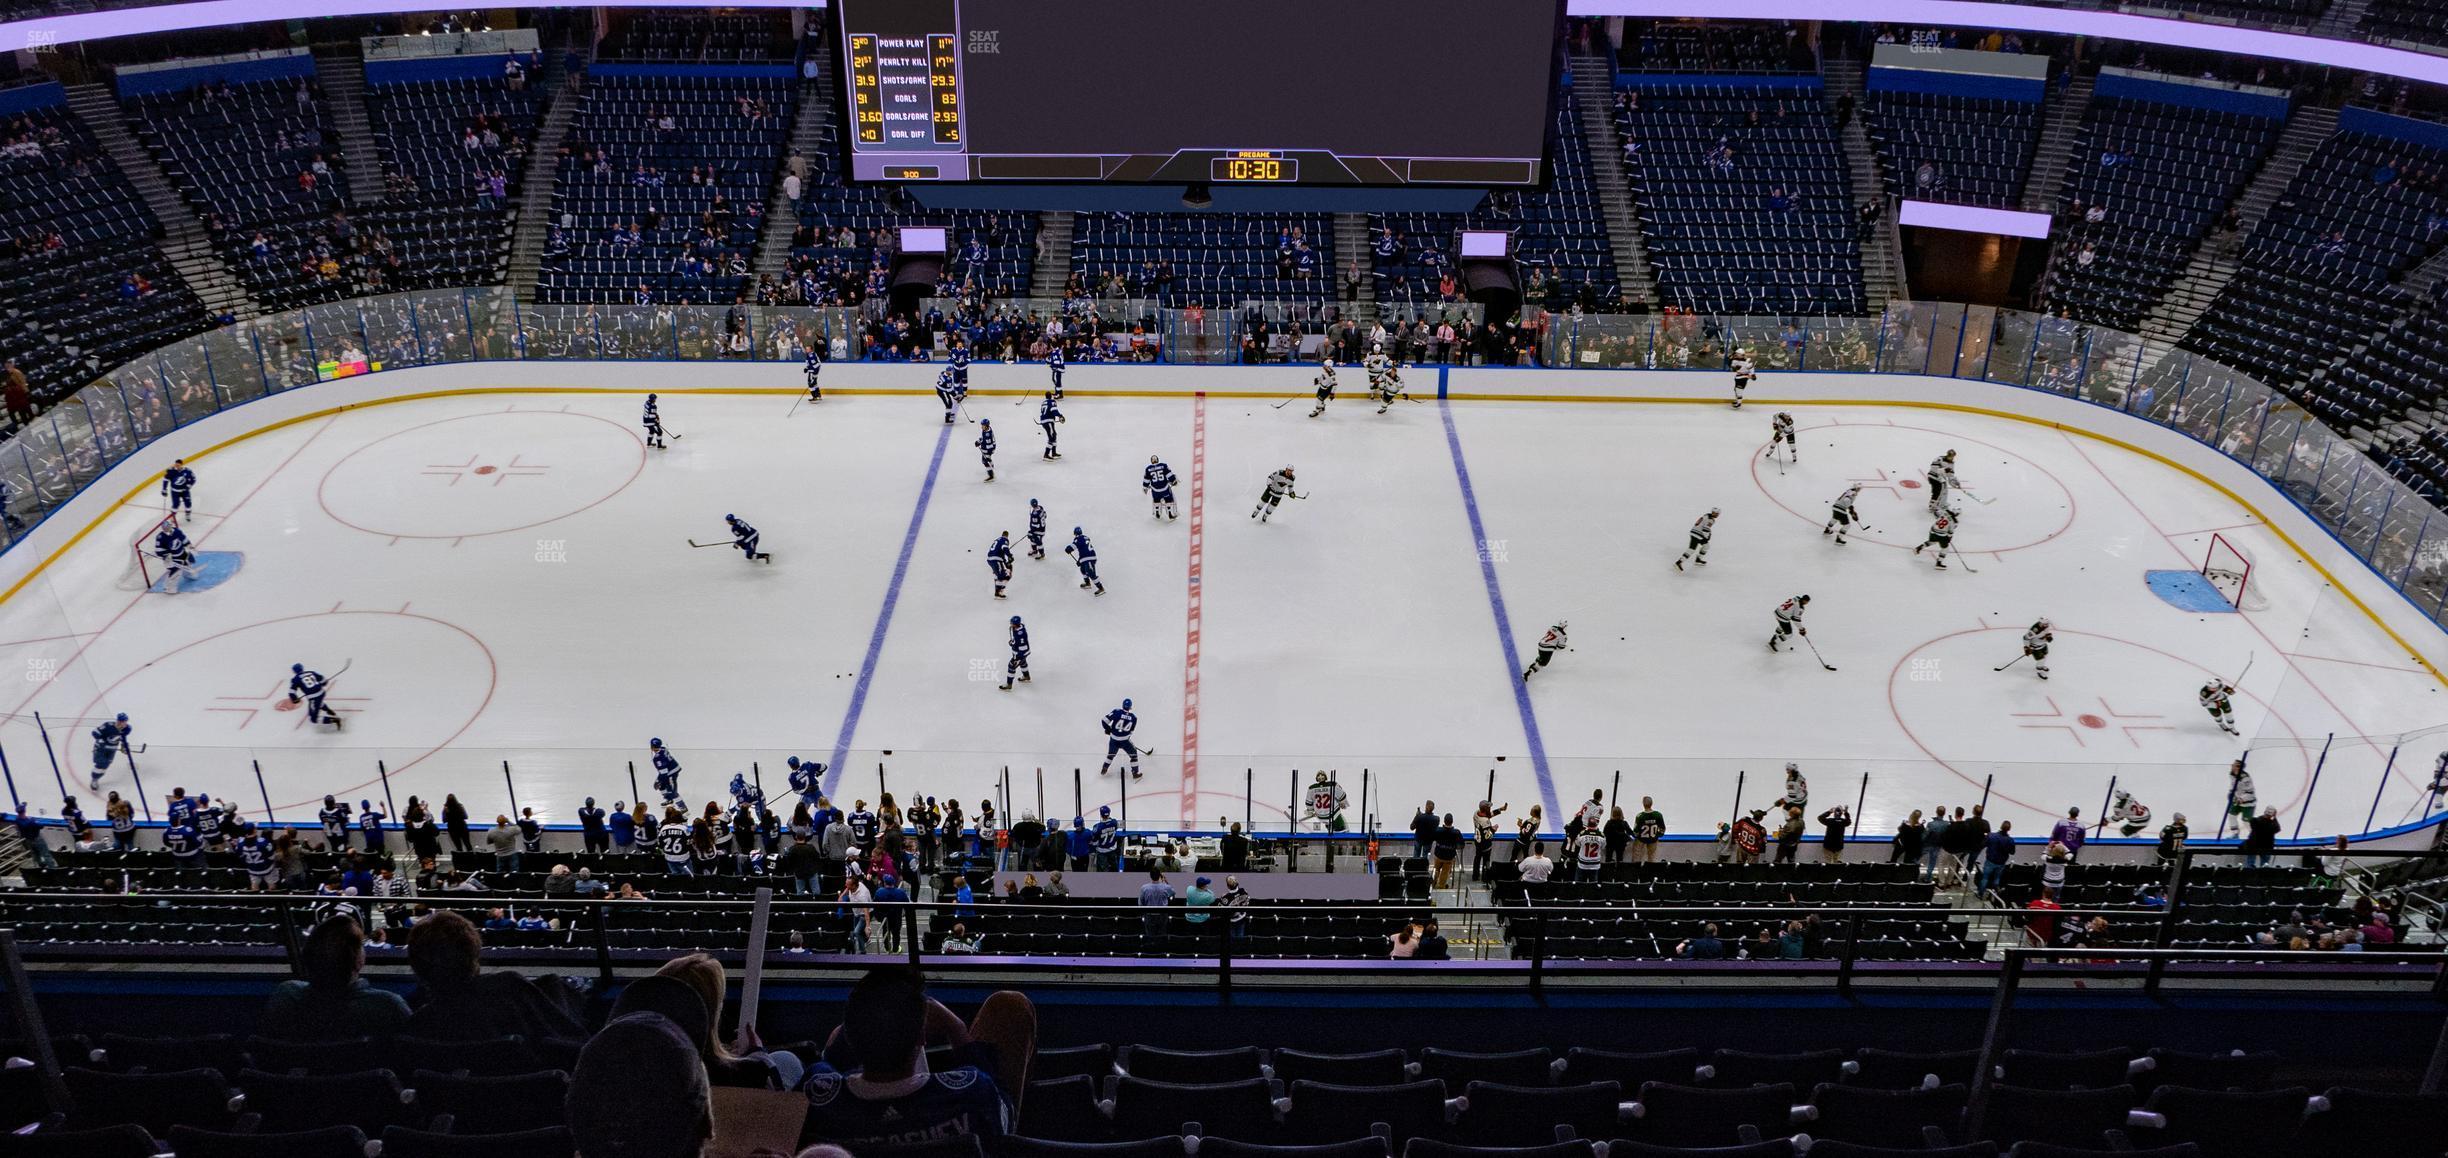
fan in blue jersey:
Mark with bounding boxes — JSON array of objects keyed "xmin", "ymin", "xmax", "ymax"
[
  {"xmin": 1025, "ymin": 499, "xmax": 1048, "ymax": 560},
  {"xmin": 164, "ymin": 787, "xmax": 196, "ymax": 829},
  {"xmin": 1000, "ymin": 616, "xmax": 1032, "ymax": 691},
  {"xmin": 1099, "ymin": 698, "xmax": 1142, "ymax": 780},
  {"xmin": 237, "ymin": 823, "xmax": 277, "ymax": 891},
  {"xmin": 786, "ymin": 756, "xmax": 827, "ymax": 803},
  {"xmin": 160, "ymin": 459, "xmax": 197, "ymax": 515},
  {"xmin": 725, "ymin": 514, "xmax": 773, "ymax": 563},
  {"xmin": 1037, "ymin": 393, "xmax": 1064, "ymax": 460},
  {"xmin": 650, "ymin": 738, "xmax": 683, "ymax": 804},
  {"xmin": 1065, "ymin": 527, "xmax": 1104, "ymax": 596},
  {"xmin": 987, "ymin": 532, "xmax": 1014, "ymax": 599},
  {"xmin": 803, "ymin": 345, "xmax": 824, "ymax": 402},
  {"xmin": 643, "ymin": 393, "xmax": 668, "ymax": 449},
  {"xmin": 194, "ymin": 795, "xmax": 226, "ymax": 850},
  {"xmin": 935, "ymin": 367, "xmax": 963, "ymax": 424},
  {"xmin": 358, "ymin": 800, "xmax": 387, "ymax": 852},
  {"xmin": 1142, "ymin": 456, "xmax": 1179, "ymax": 521},
  {"xmin": 1091, "ymin": 805, "xmax": 1123, "ymax": 868},
  {"xmin": 289, "ymin": 663, "xmax": 344, "ymax": 730},
  {"xmin": 88, "ymin": 713, "xmax": 131, "ymax": 789},
  {"xmin": 796, "ymin": 969, "xmax": 1016, "ymax": 1151},
  {"xmin": 974, "ymin": 420, "xmax": 996, "ymax": 483},
  {"xmin": 1048, "ymin": 344, "xmax": 1066, "ymax": 399}
]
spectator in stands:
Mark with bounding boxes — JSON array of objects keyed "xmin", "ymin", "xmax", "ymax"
[
  {"xmin": 840, "ymin": 872, "xmax": 873, "ymax": 955},
  {"xmin": 1772, "ymin": 806, "xmax": 1805, "ymax": 864},
  {"xmin": 798, "ymin": 966, "xmax": 1033, "ymax": 1150},
  {"xmin": 1981, "ymin": 821, "xmax": 2016, "ymax": 896},
  {"xmin": 2, "ymin": 361, "xmax": 29, "ymax": 428},
  {"xmin": 1731, "ymin": 809, "xmax": 1768, "ymax": 865},
  {"xmin": 1676, "ymin": 923, "xmax": 1726, "ymax": 960},
  {"xmin": 488, "ymin": 813, "xmax": 520, "ymax": 869},
  {"xmin": 1817, "ymin": 806, "xmax": 1851, "ymax": 862},
  {"xmin": 2049, "ymin": 807, "xmax": 2087, "ymax": 861},
  {"xmin": 2243, "ymin": 807, "xmax": 2282, "ymax": 868},
  {"xmin": 1514, "ymin": 804, "xmax": 1543, "ymax": 861},
  {"xmin": 1388, "ymin": 924, "xmax": 1418, "ymax": 958},
  {"xmin": 1891, "ymin": 809, "xmax": 1925, "ymax": 866},
  {"xmin": 405, "ymin": 909, "xmax": 587, "ymax": 1042},
  {"xmin": 1220, "ymin": 822, "xmax": 1249, "ymax": 872},
  {"xmin": 1431, "ymin": 813, "xmax": 1463, "ymax": 887},
  {"xmin": 1934, "ymin": 807, "xmax": 1972, "ymax": 887},
  {"xmin": 658, "ymin": 954, "xmax": 800, "ymax": 1089},
  {"xmin": 8, "ymin": 805, "xmax": 52, "ymax": 869},
  {"xmin": 443, "ymin": 793, "xmax": 471, "ymax": 853},
  {"xmin": 1570, "ymin": 821, "xmax": 1605, "ymax": 880},
  {"xmin": 1138, "ymin": 869, "xmax": 1175, "ymax": 946},
  {"xmin": 2024, "ymin": 888, "xmax": 2063, "ymax": 948},
  {"xmin": 1922, "ymin": 805, "xmax": 1950, "ymax": 879},
  {"xmin": 260, "ymin": 914, "xmax": 412, "ymax": 1040},
  {"xmin": 1410, "ymin": 800, "xmax": 1440, "ymax": 858},
  {"xmin": 1600, "ymin": 806, "xmax": 1632, "ymax": 864},
  {"xmin": 780, "ymin": 829, "xmax": 822, "ymax": 895},
  {"xmin": 1470, "ymin": 800, "xmax": 1509, "ymax": 879},
  {"xmin": 568, "ymin": 1011, "xmax": 713, "ymax": 1158},
  {"xmin": 1518, "ymin": 842, "xmax": 1555, "ymax": 884}
]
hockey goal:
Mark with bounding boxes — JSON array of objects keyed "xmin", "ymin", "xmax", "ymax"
[
  {"xmin": 115, "ymin": 513, "xmax": 178, "ymax": 592},
  {"xmin": 2201, "ymin": 533, "xmax": 2269, "ymax": 612}
]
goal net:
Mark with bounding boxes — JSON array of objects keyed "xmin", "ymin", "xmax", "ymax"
[
  {"xmin": 2201, "ymin": 532, "xmax": 2268, "ymax": 612},
  {"xmin": 115, "ymin": 513, "xmax": 178, "ymax": 592}
]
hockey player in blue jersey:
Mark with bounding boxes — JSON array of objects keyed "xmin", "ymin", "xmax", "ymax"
[
  {"xmin": 1001, "ymin": 615, "xmax": 1032, "ymax": 691},
  {"xmin": 650, "ymin": 737, "xmax": 682, "ymax": 804},
  {"xmin": 935, "ymin": 367, "xmax": 963, "ymax": 424},
  {"xmin": 988, "ymin": 531, "xmax": 1015, "ymax": 599},
  {"xmin": 1143, "ymin": 456, "xmax": 1179, "ymax": 521},
  {"xmin": 975, "ymin": 420, "xmax": 996, "ymax": 482},
  {"xmin": 803, "ymin": 345, "xmax": 823, "ymax": 402},
  {"xmin": 728, "ymin": 772, "xmax": 764, "ymax": 811},
  {"xmin": 1038, "ymin": 393, "xmax": 1064, "ymax": 460},
  {"xmin": 643, "ymin": 393, "xmax": 668, "ymax": 449},
  {"xmin": 786, "ymin": 755, "xmax": 826, "ymax": 803},
  {"xmin": 160, "ymin": 459, "xmax": 197, "ymax": 515},
  {"xmin": 725, "ymin": 514, "xmax": 773, "ymax": 563},
  {"xmin": 150, "ymin": 516, "xmax": 199, "ymax": 592},
  {"xmin": 1066, "ymin": 527, "xmax": 1104, "ymax": 595},
  {"xmin": 949, "ymin": 341, "xmax": 971, "ymax": 389},
  {"xmin": 289, "ymin": 663, "xmax": 344, "ymax": 730},
  {"xmin": 88, "ymin": 713, "xmax": 131, "ymax": 789},
  {"xmin": 1048, "ymin": 344, "xmax": 1066, "ymax": 399},
  {"xmin": 1026, "ymin": 499, "xmax": 1048, "ymax": 559},
  {"xmin": 1099, "ymin": 698, "xmax": 1142, "ymax": 780}
]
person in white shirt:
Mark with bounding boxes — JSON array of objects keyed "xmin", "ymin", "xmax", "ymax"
[{"xmin": 1518, "ymin": 844, "xmax": 1555, "ymax": 883}]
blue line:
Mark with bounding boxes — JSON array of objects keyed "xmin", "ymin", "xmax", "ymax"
[
  {"xmin": 826, "ymin": 422, "xmax": 954, "ymax": 795},
  {"xmin": 1437, "ymin": 368, "xmax": 1559, "ymax": 820}
]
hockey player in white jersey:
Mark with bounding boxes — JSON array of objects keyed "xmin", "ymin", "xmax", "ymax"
[
  {"xmin": 2007, "ymin": 618, "xmax": 2054, "ymax": 679},
  {"xmin": 2109, "ymin": 788, "xmax": 2153, "ymax": 837},
  {"xmin": 1143, "ymin": 457, "xmax": 1180, "ymax": 521},
  {"xmin": 1099, "ymin": 698, "xmax": 1143, "ymax": 780},
  {"xmin": 1914, "ymin": 510, "xmax": 1957, "ymax": 569},
  {"xmin": 1730, "ymin": 348, "xmax": 1757, "ymax": 409},
  {"xmin": 2201, "ymin": 679, "xmax": 2240, "ymax": 735},
  {"xmin": 643, "ymin": 394, "xmax": 669, "ymax": 449},
  {"xmin": 936, "ymin": 367, "xmax": 965, "ymax": 425},
  {"xmin": 1363, "ymin": 346, "xmax": 1392, "ymax": 396},
  {"xmin": 1303, "ymin": 770, "xmax": 1349, "ymax": 832},
  {"xmin": 1308, "ymin": 361, "xmax": 1337, "ymax": 418},
  {"xmin": 1675, "ymin": 508, "xmax": 1719, "ymax": 571},
  {"xmin": 1038, "ymin": 393, "xmax": 1064, "ymax": 460},
  {"xmin": 1926, "ymin": 451, "xmax": 1958, "ymax": 513},
  {"xmin": 1253, "ymin": 465, "xmax": 1300, "ymax": 522},
  {"xmin": 1824, "ymin": 484, "xmax": 1863, "ymax": 544},
  {"xmin": 2226, "ymin": 756, "xmax": 2257, "ymax": 819},
  {"xmin": 1766, "ymin": 411, "xmax": 1797, "ymax": 462},
  {"xmin": 1521, "ymin": 620, "xmax": 1569, "ymax": 681},
  {"xmin": 1774, "ymin": 763, "xmax": 1809, "ymax": 811},
  {"xmin": 1767, "ymin": 594, "xmax": 1810, "ymax": 652},
  {"xmin": 1375, "ymin": 364, "xmax": 1410, "ymax": 413}
]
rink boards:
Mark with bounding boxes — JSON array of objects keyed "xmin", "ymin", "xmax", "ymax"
[{"xmin": 1, "ymin": 360, "xmax": 2443, "ymax": 847}]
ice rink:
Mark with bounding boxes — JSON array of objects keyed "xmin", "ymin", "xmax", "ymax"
[{"xmin": 3, "ymin": 366, "xmax": 2444, "ymax": 843}]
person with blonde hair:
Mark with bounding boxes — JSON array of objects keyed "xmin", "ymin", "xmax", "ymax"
[{"xmin": 655, "ymin": 952, "xmax": 802, "ymax": 1089}]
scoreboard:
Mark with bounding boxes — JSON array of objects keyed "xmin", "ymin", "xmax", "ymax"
[{"xmin": 835, "ymin": 0, "xmax": 1559, "ymax": 186}]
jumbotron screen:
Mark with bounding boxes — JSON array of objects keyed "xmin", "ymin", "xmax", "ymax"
[{"xmin": 835, "ymin": 0, "xmax": 1563, "ymax": 185}]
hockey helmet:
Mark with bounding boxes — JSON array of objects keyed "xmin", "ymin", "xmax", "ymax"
[
  {"xmin": 651, "ymin": 737, "xmax": 664, "ymax": 748},
  {"xmin": 116, "ymin": 713, "xmax": 128, "ymax": 723},
  {"xmin": 1073, "ymin": 526, "xmax": 1084, "ymax": 535},
  {"xmin": 1122, "ymin": 698, "xmax": 1133, "ymax": 709},
  {"xmin": 292, "ymin": 663, "xmax": 305, "ymax": 674},
  {"xmin": 980, "ymin": 418, "xmax": 991, "ymax": 426},
  {"xmin": 1010, "ymin": 615, "xmax": 1022, "ymax": 624},
  {"xmin": 1150, "ymin": 455, "xmax": 1160, "ymax": 464},
  {"xmin": 1797, "ymin": 594, "xmax": 1811, "ymax": 604}
]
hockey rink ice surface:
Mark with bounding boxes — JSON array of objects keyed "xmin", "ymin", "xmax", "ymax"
[{"xmin": 4, "ymin": 377, "xmax": 2445, "ymax": 841}]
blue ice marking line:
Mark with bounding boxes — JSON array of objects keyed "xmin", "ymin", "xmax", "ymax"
[
  {"xmin": 1438, "ymin": 369, "xmax": 1560, "ymax": 819},
  {"xmin": 827, "ymin": 421, "xmax": 955, "ymax": 794}
]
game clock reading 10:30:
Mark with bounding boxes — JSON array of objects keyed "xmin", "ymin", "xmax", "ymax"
[{"xmin": 1211, "ymin": 154, "xmax": 1299, "ymax": 182}]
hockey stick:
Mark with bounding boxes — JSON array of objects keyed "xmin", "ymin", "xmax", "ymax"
[
  {"xmin": 1801, "ymin": 634, "xmax": 1837, "ymax": 672},
  {"xmin": 1952, "ymin": 550, "xmax": 1979, "ymax": 574},
  {"xmin": 2232, "ymin": 651, "xmax": 2256, "ymax": 687},
  {"xmin": 1993, "ymin": 651, "xmax": 2030, "ymax": 672},
  {"xmin": 684, "ymin": 539, "xmax": 732, "ymax": 548},
  {"xmin": 1272, "ymin": 396, "xmax": 1302, "ymax": 409}
]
